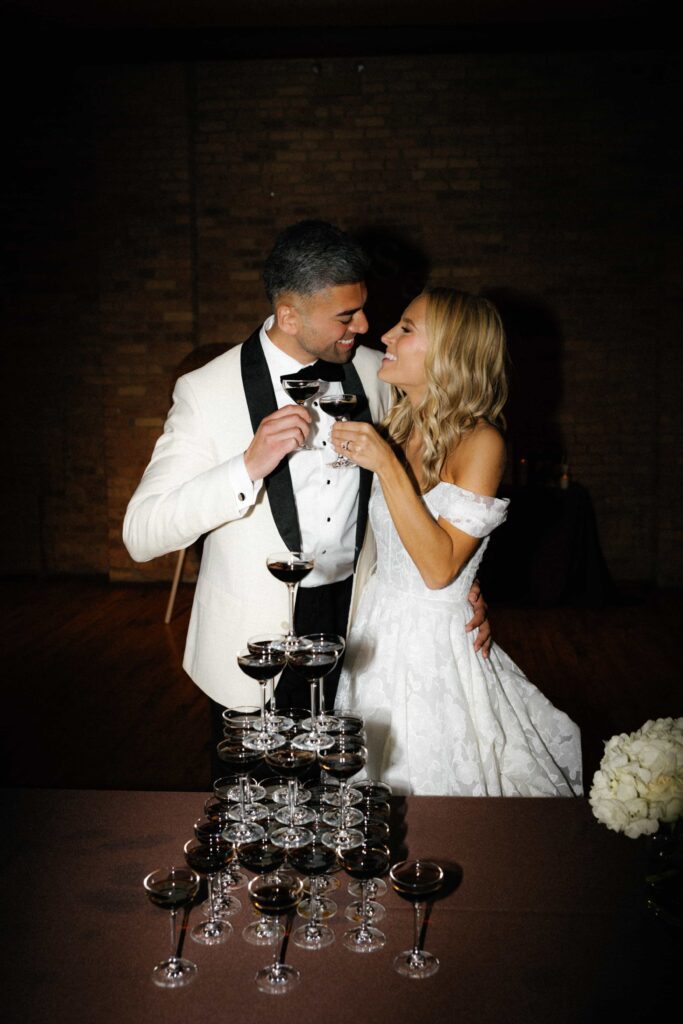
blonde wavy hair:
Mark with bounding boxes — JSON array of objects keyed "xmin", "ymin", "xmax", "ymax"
[{"xmin": 383, "ymin": 287, "xmax": 508, "ymax": 491}]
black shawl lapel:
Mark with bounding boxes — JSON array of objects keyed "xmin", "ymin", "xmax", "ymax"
[
  {"xmin": 341, "ymin": 357, "xmax": 373, "ymax": 565},
  {"xmin": 240, "ymin": 331, "xmax": 302, "ymax": 552}
]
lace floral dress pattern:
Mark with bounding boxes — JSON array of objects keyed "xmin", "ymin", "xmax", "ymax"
[{"xmin": 336, "ymin": 480, "xmax": 583, "ymax": 797}]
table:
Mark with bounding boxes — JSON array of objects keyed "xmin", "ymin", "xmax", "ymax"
[{"xmin": 1, "ymin": 789, "xmax": 677, "ymax": 1023}]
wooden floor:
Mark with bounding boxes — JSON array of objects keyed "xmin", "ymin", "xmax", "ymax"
[{"xmin": 1, "ymin": 578, "xmax": 681, "ymax": 792}]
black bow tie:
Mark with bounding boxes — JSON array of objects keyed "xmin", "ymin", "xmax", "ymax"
[{"xmin": 280, "ymin": 359, "xmax": 346, "ymax": 384}]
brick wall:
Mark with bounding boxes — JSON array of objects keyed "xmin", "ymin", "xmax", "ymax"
[{"xmin": 3, "ymin": 48, "xmax": 680, "ymax": 584}]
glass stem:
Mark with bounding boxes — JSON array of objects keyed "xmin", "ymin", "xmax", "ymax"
[
  {"xmin": 338, "ymin": 415, "xmax": 349, "ymax": 465},
  {"xmin": 359, "ymin": 878, "xmax": 370, "ymax": 936},
  {"xmin": 288, "ymin": 778, "xmax": 297, "ymax": 823},
  {"xmin": 339, "ymin": 779, "xmax": 347, "ymax": 833},
  {"xmin": 308, "ymin": 877, "xmax": 319, "ymax": 935},
  {"xmin": 169, "ymin": 907, "xmax": 178, "ymax": 962},
  {"xmin": 309, "ymin": 681, "xmax": 317, "ymax": 732},
  {"xmin": 260, "ymin": 682, "xmax": 267, "ymax": 736},
  {"xmin": 239, "ymin": 774, "xmax": 248, "ymax": 820},
  {"xmin": 273, "ymin": 916, "xmax": 288, "ymax": 975},
  {"xmin": 207, "ymin": 875, "xmax": 216, "ymax": 923},
  {"xmin": 287, "ymin": 582, "xmax": 296, "ymax": 638},
  {"xmin": 412, "ymin": 900, "xmax": 424, "ymax": 956},
  {"xmin": 226, "ymin": 844, "xmax": 238, "ymax": 886}
]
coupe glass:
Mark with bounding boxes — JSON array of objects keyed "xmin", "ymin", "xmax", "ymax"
[
  {"xmin": 237, "ymin": 647, "xmax": 287, "ymax": 750},
  {"xmin": 321, "ymin": 805, "xmax": 363, "ymax": 829},
  {"xmin": 204, "ymin": 794, "xmax": 248, "ymax": 889},
  {"xmin": 360, "ymin": 816, "xmax": 391, "ymax": 845},
  {"xmin": 344, "ymin": 817, "xmax": 390, "ymax": 921},
  {"xmin": 320, "ymin": 704, "xmax": 365, "ymax": 802},
  {"xmin": 216, "ymin": 740, "xmax": 266, "ymax": 844},
  {"xmin": 288, "ymin": 647, "xmax": 344, "ymax": 750},
  {"xmin": 389, "ymin": 859, "xmax": 444, "ymax": 978},
  {"xmin": 348, "ymin": 814, "xmax": 390, "ymax": 905},
  {"xmin": 143, "ymin": 866, "xmax": 199, "ymax": 988},
  {"xmin": 293, "ymin": 815, "xmax": 339, "ymax": 922},
  {"xmin": 247, "ymin": 633, "xmax": 296, "ymax": 730},
  {"xmin": 266, "ymin": 551, "xmax": 315, "ymax": 652},
  {"xmin": 183, "ymin": 838, "xmax": 233, "ymax": 945},
  {"xmin": 340, "ymin": 843, "xmax": 390, "ymax": 952},
  {"xmin": 319, "ymin": 735, "xmax": 366, "ymax": 851},
  {"xmin": 320, "ymin": 777, "xmax": 363, "ymax": 809},
  {"xmin": 248, "ymin": 870, "xmax": 304, "ymax": 994},
  {"xmin": 193, "ymin": 817, "xmax": 242, "ymax": 917},
  {"xmin": 266, "ymin": 747, "xmax": 317, "ymax": 849},
  {"xmin": 281, "ymin": 377, "xmax": 321, "ymax": 450},
  {"xmin": 319, "ymin": 393, "xmax": 358, "ymax": 468},
  {"xmin": 238, "ymin": 838, "xmax": 287, "ymax": 946},
  {"xmin": 214, "ymin": 773, "xmax": 266, "ymax": 810},
  {"xmin": 262, "ymin": 773, "xmax": 312, "ymax": 809},
  {"xmin": 289, "ymin": 841, "xmax": 337, "ymax": 950},
  {"xmin": 355, "ymin": 780, "xmax": 393, "ymax": 802},
  {"xmin": 298, "ymin": 632, "xmax": 346, "ymax": 735},
  {"xmin": 221, "ymin": 705, "xmax": 261, "ymax": 738},
  {"xmin": 329, "ymin": 713, "xmax": 365, "ymax": 736}
]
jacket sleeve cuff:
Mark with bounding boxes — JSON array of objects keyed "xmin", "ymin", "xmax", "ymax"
[{"xmin": 227, "ymin": 453, "xmax": 263, "ymax": 513}]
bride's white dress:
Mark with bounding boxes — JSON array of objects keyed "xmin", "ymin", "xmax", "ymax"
[{"xmin": 336, "ymin": 480, "xmax": 583, "ymax": 797}]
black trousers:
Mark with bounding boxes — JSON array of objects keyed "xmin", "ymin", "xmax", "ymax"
[{"xmin": 209, "ymin": 576, "xmax": 353, "ymax": 784}]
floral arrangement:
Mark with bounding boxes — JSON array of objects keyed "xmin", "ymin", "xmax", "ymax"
[{"xmin": 589, "ymin": 717, "xmax": 683, "ymax": 838}]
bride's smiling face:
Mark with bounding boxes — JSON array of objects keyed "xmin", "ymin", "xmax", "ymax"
[{"xmin": 379, "ymin": 294, "xmax": 429, "ymax": 399}]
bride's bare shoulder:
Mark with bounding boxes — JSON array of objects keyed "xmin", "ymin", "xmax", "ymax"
[{"xmin": 443, "ymin": 421, "xmax": 505, "ymax": 495}]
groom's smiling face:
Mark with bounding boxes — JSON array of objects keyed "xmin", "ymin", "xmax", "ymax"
[{"xmin": 276, "ymin": 282, "xmax": 369, "ymax": 364}]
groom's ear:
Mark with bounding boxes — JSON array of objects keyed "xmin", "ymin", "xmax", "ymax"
[{"xmin": 275, "ymin": 298, "xmax": 302, "ymax": 336}]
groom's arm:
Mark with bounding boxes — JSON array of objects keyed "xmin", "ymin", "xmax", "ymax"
[
  {"xmin": 123, "ymin": 373, "xmax": 308, "ymax": 563},
  {"xmin": 465, "ymin": 579, "xmax": 492, "ymax": 658}
]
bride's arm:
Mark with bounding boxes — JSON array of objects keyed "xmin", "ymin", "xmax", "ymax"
[{"xmin": 331, "ymin": 421, "xmax": 505, "ymax": 590}]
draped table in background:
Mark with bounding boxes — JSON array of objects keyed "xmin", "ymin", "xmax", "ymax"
[{"xmin": 1, "ymin": 788, "xmax": 676, "ymax": 1023}]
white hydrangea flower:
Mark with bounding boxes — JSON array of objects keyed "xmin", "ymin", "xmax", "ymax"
[{"xmin": 589, "ymin": 718, "xmax": 683, "ymax": 838}]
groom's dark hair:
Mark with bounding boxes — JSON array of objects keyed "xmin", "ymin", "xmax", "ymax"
[{"xmin": 263, "ymin": 220, "xmax": 368, "ymax": 305}]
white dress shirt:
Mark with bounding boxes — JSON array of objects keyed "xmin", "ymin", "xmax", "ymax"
[{"xmin": 226, "ymin": 317, "xmax": 360, "ymax": 587}]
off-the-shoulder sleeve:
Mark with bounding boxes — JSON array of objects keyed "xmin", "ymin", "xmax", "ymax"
[{"xmin": 425, "ymin": 483, "xmax": 509, "ymax": 539}]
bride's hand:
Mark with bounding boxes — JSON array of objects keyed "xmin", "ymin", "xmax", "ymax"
[{"xmin": 330, "ymin": 422, "xmax": 393, "ymax": 474}]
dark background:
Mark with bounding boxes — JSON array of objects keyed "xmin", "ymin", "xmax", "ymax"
[
  {"xmin": 1, "ymin": 3, "xmax": 681, "ymax": 797},
  {"xmin": 2, "ymin": 1, "xmax": 680, "ymax": 588}
]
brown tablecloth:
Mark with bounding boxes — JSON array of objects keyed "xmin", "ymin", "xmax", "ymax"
[{"xmin": 1, "ymin": 789, "xmax": 676, "ymax": 1022}]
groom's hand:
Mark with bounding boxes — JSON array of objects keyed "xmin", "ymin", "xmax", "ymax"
[
  {"xmin": 466, "ymin": 578, "xmax": 492, "ymax": 658},
  {"xmin": 244, "ymin": 405, "xmax": 311, "ymax": 481}
]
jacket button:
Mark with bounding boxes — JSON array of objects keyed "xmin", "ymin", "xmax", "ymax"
[{"xmin": 238, "ymin": 492, "xmax": 245, "ymax": 502}]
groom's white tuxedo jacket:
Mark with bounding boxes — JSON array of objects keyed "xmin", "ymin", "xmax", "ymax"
[{"xmin": 123, "ymin": 330, "xmax": 391, "ymax": 708}]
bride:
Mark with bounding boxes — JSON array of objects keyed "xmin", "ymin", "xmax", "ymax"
[{"xmin": 332, "ymin": 287, "xmax": 583, "ymax": 797}]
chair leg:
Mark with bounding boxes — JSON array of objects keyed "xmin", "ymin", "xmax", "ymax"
[{"xmin": 164, "ymin": 549, "xmax": 187, "ymax": 624}]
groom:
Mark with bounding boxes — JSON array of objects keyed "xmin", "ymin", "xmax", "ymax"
[{"xmin": 123, "ymin": 220, "xmax": 490, "ymax": 730}]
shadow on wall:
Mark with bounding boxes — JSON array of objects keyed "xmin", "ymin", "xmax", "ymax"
[
  {"xmin": 355, "ymin": 226, "xmax": 431, "ymax": 348},
  {"xmin": 484, "ymin": 287, "xmax": 566, "ymax": 488},
  {"xmin": 480, "ymin": 289, "xmax": 613, "ymax": 607}
]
